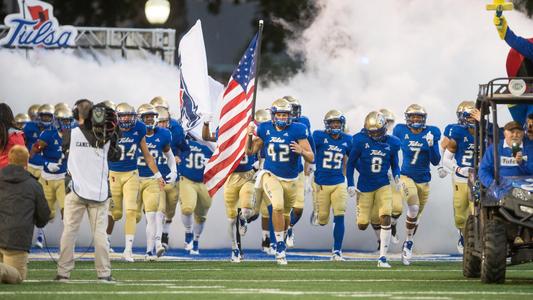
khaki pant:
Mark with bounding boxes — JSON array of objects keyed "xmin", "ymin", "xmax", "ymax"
[
  {"xmin": 453, "ymin": 180, "xmax": 474, "ymax": 231},
  {"xmin": 158, "ymin": 182, "xmax": 179, "ymax": 220},
  {"xmin": 262, "ymin": 173, "xmax": 297, "ymax": 216},
  {"xmin": 223, "ymin": 170, "xmax": 255, "ymax": 219},
  {"xmin": 39, "ymin": 177, "xmax": 65, "ymax": 219},
  {"xmin": 179, "ymin": 177, "xmax": 212, "ymax": 223},
  {"xmin": 138, "ymin": 178, "xmax": 161, "ymax": 213},
  {"xmin": 57, "ymin": 192, "xmax": 111, "ymax": 278},
  {"xmin": 313, "ymin": 182, "xmax": 348, "ymax": 225},
  {"xmin": 357, "ymin": 185, "xmax": 392, "ymax": 226},
  {"xmin": 0, "ymin": 248, "xmax": 28, "ymax": 284},
  {"xmin": 27, "ymin": 165, "xmax": 42, "ymax": 180}
]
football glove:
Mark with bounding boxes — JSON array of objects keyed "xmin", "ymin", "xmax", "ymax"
[
  {"xmin": 46, "ymin": 162, "xmax": 60, "ymax": 172},
  {"xmin": 165, "ymin": 171, "xmax": 177, "ymax": 184}
]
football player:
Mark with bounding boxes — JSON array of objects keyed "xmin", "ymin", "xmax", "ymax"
[
  {"xmin": 283, "ymin": 96, "xmax": 315, "ymax": 248},
  {"xmin": 346, "ymin": 111, "xmax": 401, "ymax": 268},
  {"xmin": 438, "ymin": 102, "xmax": 466, "ymax": 179},
  {"xmin": 312, "ymin": 110, "xmax": 352, "ymax": 261},
  {"xmin": 24, "ymin": 104, "xmax": 50, "ymax": 180},
  {"xmin": 30, "ymin": 106, "xmax": 72, "ymax": 247},
  {"xmin": 107, "ymin": 102, "xmax": 164, "ymax": 262},
  {"xmin": 179, "ymin": 136, "xmax": 213, "ymax": 255},
  {"xmin": 27, "ymin": 104, "xmax": 40, "ymax": 122},
  {"xmin": 14, "ymin": 113, "xmax": 30, "ymax": 130},
  {"xmin": 150, "ymin": 96, "xmax": 188, "ymax": 249},
  {"xmin": 246, "ymin": 98, "xmax": 314, "ymax": 265},
  {"xmin": 442, "ymin": 101, "xmax": 476, "ymax": 254},
  {"xmin": 392, "ymin": 104, "xmax": 441, "ymax": 265},
  {"xmin": 136, "ymin": 104, "xmax": 176, "ymax": 260}
]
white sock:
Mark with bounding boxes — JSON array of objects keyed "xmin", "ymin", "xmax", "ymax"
[
  {"xmin": 262, "ymin": 230, "xmax": 269, "ymax": 240},
  {"xmin": 228, "ymin": 218, "xmax": 237, "ymax": 249},
  {"xmin": 379, "ymin": 226, "xmax": 392, "ymax": 258},
  {"xmin": 125, "ymin": 234, "xmax": 134, "ymax": 252},
  {"xmin": 193, "ymin": 221, "xmax": 205, "ymax": 241},
  {"xmin": 182, "ymin": 213, "xmax": 193, "ymax": 233},
  {"xmin": 145, "ymin": 212, "xmax": 156, "ymax": 253},
  {"xmin": 163, "ymin": 221, "xmax": 171, "ymax": 235},
  {"xmin": 275, "ymin": 231, "xmax": 284, "ymax": 244},
  {"xmin": 155, "ymin": 212, "xmax": 165, "ymax": 248}
]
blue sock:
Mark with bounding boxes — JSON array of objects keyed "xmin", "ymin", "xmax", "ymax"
[
  {"xmin": 267, "ymin": 204, "xmax": 276, "ymax": 243},
  {"xmin": 290, "ymin": 209, "xmax": 302, "ymax": 226},
  {"xmin": 333, "ymin": 215, "xmax": 345, "ymax": 252}
]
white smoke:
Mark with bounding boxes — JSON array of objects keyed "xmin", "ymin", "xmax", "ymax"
[
  {"xmin": 256, "ymin": 0, "xmax": 533, "ymax": 253},
  {"xmin": 2, "ymin": 0, "xmax": 533, "ymax": 254}
]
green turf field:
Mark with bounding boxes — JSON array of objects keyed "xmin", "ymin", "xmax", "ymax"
[{"xmin": 2, "ymin": 261, "xmax": 533, "ymax": 299}]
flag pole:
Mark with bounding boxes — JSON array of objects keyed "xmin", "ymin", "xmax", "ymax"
[{"xmin": 247, "ymin": 19, "xmax": 264, "ymax": 151}]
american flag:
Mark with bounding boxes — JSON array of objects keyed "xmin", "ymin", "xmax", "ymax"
[{"xmin": 203, "ymin": 33, "xmax": 259, "ymax": 197}]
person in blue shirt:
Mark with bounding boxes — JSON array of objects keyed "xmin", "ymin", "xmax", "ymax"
[
  {"xmin": 178, "ymin": 136, "xmax": 213, "ymax": 255},
  {"xmin": 246, "ymin": 98, "xmax": 314, "ymax": 265},
  {"xmin": 106, "ymin": 102, "xmax": 163, "ymax": 262},
  {"xmin": 438, "ymin": 102, "xmax": 468, "ymax": 180},
  {"xmin": 391, "ymin": 104, "xmax": 441, "ymax": 266},
  {"xmin": 24, "ymin": 104, "xmax": 53, "ymax": 181},
  {"xmin": 30, "ymin": 106, "xmax": 73, "ymax": 248},
  {"xmin": 443, "ymin": 101, "xmax": 477, "ymax": 254},
  {"xmin": 283, "ymin": 96, "xmax": 315, "ymax": 248},
  {"xmin": 154, "ymin": 106, "xmax": 189, "ymax": 251},
  {"xmin": 312, "ymin": 110, "xmax": 351, "ymax": 261},
  {"xmin": 136, "ymin": 104, "xmax": 176, "ymax": 261},
  {"xmin": 479, "ymin": 121, "xmax": 532, "ymax": 188},
  {"xmin": 346, "ymin": 111, "xmax": 401, "ymax": 268}
]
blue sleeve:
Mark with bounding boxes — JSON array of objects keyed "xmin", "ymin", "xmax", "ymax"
[
  {"xmin": 257, "ymin": 123, "xmax": 266, "ymax": 141},
  {"xmin": 505, "ymin": 27, "xmax": 533, "ymax": 61},
  {"xmin": 392, "ymin": 124, "xmax": 401, "ymax": 139},
  {"xmin": 429, "ymin": 128, "xmax": 441, "ymax": 166},
  {"xmin": 390, "ymin": 139, "xmax": 400, "ymax": 178},
  {"xmin": 346, "ymin": 136, "xmax": 361, "ymax": 187},
  {"xmin": 294, "ymin": 124, "xmax": 307, "ymax": 141},
  {"xmin": 479, "ymin": 145, "xmax": 495, "ymax": 188},
  {"xmin": 38, "ymin": 130, "xmax": 51, "ymax": 147},
  {"xmin": 172, "ymin": 126, "xmax": 190, "ymax": 153}
]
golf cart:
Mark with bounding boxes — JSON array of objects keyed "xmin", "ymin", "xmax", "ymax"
[{"xmin": 463, "ymin": 77, "xmax": 533, "ymax": 284}]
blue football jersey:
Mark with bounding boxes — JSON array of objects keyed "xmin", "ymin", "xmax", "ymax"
[
  {"xmin": 294, "ymin": 115, "xmax": 315, "ymax": 172},
  {"xmin": 39, "ymin": 128, "xmax": 67, "ymax": 174},
  {"xmin": 234, "ymin": 153, "xmax": 257, "ymax": 172},
  {"xmin": 313, "ymin": 130, "xmax": 352, "ymax": 185},
  {"xmin": 257, "ymin": 122, "xmax": 308, "ymax": 180},
  {"xmin": 108, "ymin": 121, "xmax": 147, "ymax": 172},
  {"xmin": 179, "ymin": 140, "xmax": 213, "ymax": 183},
  {"xmin": 450, "ymin": 125, "xmax": 475, "ymax": 178},
  {"xmin": 393, "ymin": 124, "xmax": 441, "ymax": 183},
  {"xmin": 443, "ymin": 123, "xmax": 457, "ymax": 138},
  {"xmin": 24, "ymin": 121, "xmax": 43, "ymax": 166},
  {"xmin": 347, "ymin": 131, "xmax": 401, "ymax": 192},
  {"xmin": 138, "ymin": 127, "xmax": 172, "ymax": 178}
]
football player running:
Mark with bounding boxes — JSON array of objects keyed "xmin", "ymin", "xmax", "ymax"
[
  {"xmin": 136, "ymin": 104, "xmax": 176, "ymax": 261},
  {"xmin": 392, "ymin": 104, "xmax": 441, "ymax": 265},
  {"xmin": 438, "ymin": 102, "xmax": 465, "ymax": 180},
  {"xmin": 442, "ymin": 101, "xmax": 476, "ymax": 254},
  {"xmin": 346, "ymin": 111, "xmax": 401, "ymax": 268},
  {"xmin": 312, "ymin": 110, "xmax": 352, "ymax": 261},
  {"xmin": 283, "ymin": 96, "xmax": 315, "ymax": 248},
  {"xmin": 24, "ymin": 105, "xmax": 48, "ymax": 180},
  {"xmin": 178, "ymin": 136, "xmax": 213, "ymax": 255},
  {"xmin": 107, "ymin": 103, "xmax": 164, "ymax": 262},
  {"xmin": 247, "ymin": 98, "xmax": 314, "ymax": 265}
]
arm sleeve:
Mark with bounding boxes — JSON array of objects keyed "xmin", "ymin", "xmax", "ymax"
[
  {"xmin": 34, "ymin": 183, "xmax": 51, "ymax": 228},
  {"xmin": 346, "ymin": 138, "xmax": 360, "ymax": 187},
  {"xmin": 479, "ymin": 145, "xmax": 495, "ymax": 188},
  {"xmin": 390, "ymin": 141, "xmax": 400, "ymax": 178},
  {"xmin": 505, "ymin": 27, "xmax": 533, "ymax": 61},
  {"xmin": 164, "ymin": 148, "xmax": 177, "ymax": 174},
  {"xmin": 443, "ymin": 149, "xmax": 458, "ymax": 173}
]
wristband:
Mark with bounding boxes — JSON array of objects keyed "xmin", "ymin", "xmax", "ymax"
[{"xmin": 154, "ymin": 172, "xmax": 162, "ymax": 179}]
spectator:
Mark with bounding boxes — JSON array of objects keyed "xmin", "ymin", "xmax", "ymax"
[
  {"xmin": 0, "ymin": 103, "xmax": 25, "ymax": 169},
  {"xmin": 0, "ymin": 145, "xmax": 50, "ymax": 284}
]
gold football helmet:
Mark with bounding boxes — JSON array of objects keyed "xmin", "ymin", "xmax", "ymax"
[
  {"xmin": 14, "ymin": 113, "xmax": 30, "ymax": 129},
  {"xmin": 101, "ymin": 100, "xmax": 116, "ymax": 110},
  {"xmin": 150, "ymin": 96, "xmax": 169, "ymax": 110},
  {"xmin": 379, "ymin": 108, "xmax": 395, "ymax": 132},
  {"xmin": 116, "ymin": 102, "xmax": 136, "ymax": 129},
  {"xmin": 255, "ymin": 109, "xmax": 271, "ymax": 123},
  {"xmin": 138, "ymin": 104, "xmax": 158, "ymax": 130},
  {"xmin": 54, "ymin": 102, "xmax": 70, "ymax": 112},
  {"xmin": 55, "ymin": 108, "xmax": 74, "ymax": 130},
  {"xmin": 364, "ymin": 111, "xmax": 387, "ymax": 140},
  {"xmin": 283, "ymin": 95, "xmax": 301, "ymax": 118},
  {"xmin": 37, "ymin": 104, "xmax": 55, "ymax": 128},
  {"xmin": 404, "ymin": 104, "xmax": 427, "ymax": 129},
  {"xmin": 27, "ymin": 104, "xmax": 40, "ymax": 121},
  {"xmin": 457, "ymin": 100, "xmax": 476, "ymax": 127},
  {"xmin": 271, "ymin": 98, "xmax": 292, "ymax": 127},
  {"xmin": 324, "ymin": 109, "xmax": 345, "ymax": 135},
  {"xmin": 156, "ymin": 106, "xmax": 170, "ymax": 128}
]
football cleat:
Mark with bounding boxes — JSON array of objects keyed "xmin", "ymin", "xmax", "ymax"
[
  {"xmin": 184, "ymin": 233, "xmax": 194, "ymax": 251},
  {"xmin": 145, "ymin": 251, "xmax": 156, "ymax": 262},
  {"xmin": 156, "ymin": 245, "xmax": 166, "ymax": 258},
  {"xmin": 262, "ymin": 236, "xmax": 271, "ymax": 253},
  {"xmin": 35, "ymin": 232, "xmax": 44, "ymax": 249},
  {"xmin": 122, "ymin": 249, "xmax": 135, "ymax": 263},
  {"xmin": 231, "ymin": 248, "xmax": 242, "ymax": 263},
  {"xmin": 457, "ymin": 234, "xmax": 464, "ymax": 254},
  {"xmin": 286, "ymin": 228, "xmax": 295, "ymax": 248},
  {"xmin": 401, "ymin": 240, "xmax": 414, "ymax": 265},
  {"xmin": 331, "ymin": 250, "xmax": 345, "ymax": 261},
  {"xmin": 377, "ymin": 256, "xmax": 391, "ymax": 268},
  {"xmin": 189, "ymin": 240, "xmax": 200, "ymax": 255},
  {"xmin": 161, "ymin": 233, "xmax": 169, "ymax": 251},
  {"xmin": 275, "ymin": 241, "xmax": 288, "ymax": 265},
  {"xmin": 391, "ymin": 224, "xmax": 399, "ymax": 244}
]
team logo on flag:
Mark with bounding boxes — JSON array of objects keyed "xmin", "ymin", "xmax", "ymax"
[
  {"xmin": 0, "ymin": 0, "xmax": 77, "ymax": 48},
  {"xmin": 179, "ymin": 58, "xmax": 202, "ymax": 132}
]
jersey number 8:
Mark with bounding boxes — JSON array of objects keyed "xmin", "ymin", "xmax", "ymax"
[{"xmin": 371, "ymin": 156, "xmax": 383, "ymax": 173}]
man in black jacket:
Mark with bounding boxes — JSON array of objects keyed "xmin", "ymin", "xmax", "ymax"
[{"xmin": 0, "ymin": 145, "xmax": 50, "ymax": 284}]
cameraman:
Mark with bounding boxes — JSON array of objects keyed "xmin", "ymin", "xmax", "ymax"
[
  {"xmin": 55, "ymin": 103, "xmax": 121, "ymax": 282},
  {"xmin": 479, "ymin": 121, "xmax": 532, "ymax": 188}
]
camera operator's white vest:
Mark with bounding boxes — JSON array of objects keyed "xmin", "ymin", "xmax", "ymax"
[{"xmin": 68, "ymin": 127, "xmax": 110, "ymax": 202}]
